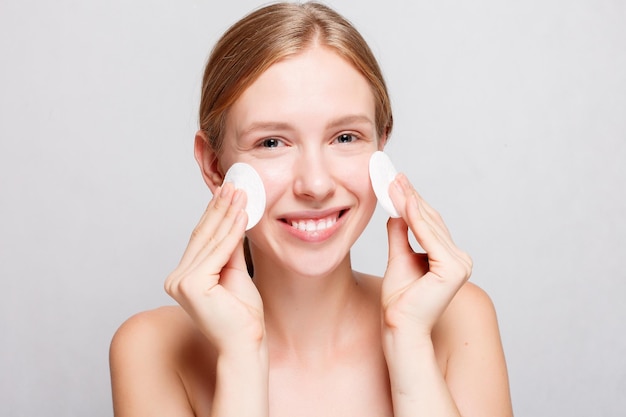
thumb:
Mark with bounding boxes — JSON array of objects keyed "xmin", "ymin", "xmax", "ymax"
[
  {"xmin": 219, "ymin": 238, "xmax": 252, "ymax": 293},
  {"xmin": 387, "ymin": 217, "xmax": 413, "ymax": 261},
  {"xmin": 223, "ymin": 238, "xmax": 249, "ymax": 276}
]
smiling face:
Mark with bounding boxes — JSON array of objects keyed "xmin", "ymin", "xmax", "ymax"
[{"xmin": 199, "ymin": 45, "xmax": 385, "ymax": 278}]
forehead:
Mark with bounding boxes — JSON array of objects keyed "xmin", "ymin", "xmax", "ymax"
[{"xmin": 227, "ymin": 46, "xmax": 376, "ymax": 135}]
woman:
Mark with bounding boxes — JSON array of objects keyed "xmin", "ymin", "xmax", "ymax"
[{"xmin": 110, "ymin": 2, "xmax": 513, "ymax": 416}]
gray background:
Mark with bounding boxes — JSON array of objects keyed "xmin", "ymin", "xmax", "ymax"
[{"xmin": 1, "ymin": 0, "xmax": 624, "ymax": 415}]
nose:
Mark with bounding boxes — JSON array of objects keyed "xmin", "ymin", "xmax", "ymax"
[{"xmin": 293, "ymin": 149, "xmax": 336, "ymax": 201}]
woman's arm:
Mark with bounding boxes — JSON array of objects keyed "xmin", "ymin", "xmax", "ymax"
[
  {"xmin": 110, "ymin": 309, "xmax": 270, "ymax": 417},
  {"xmin": 109, "ymin": 310, "xmax": 196, "ymax": 417},
  {"xmin": 111, "ymin": 183, "xmax": 270, "ymax": 417},
  {"xmin": 381, "ymin": 173, "xmax": 512, "ymax": 416},
  {"xmin": 165, "ymin": 183, "xmax": 269, "ymax": 417},
  {"xmin": 440, "ymin": 283, "xmax": 513, "ymax": 416},
  {"xmin": 383, "ymin": 283, "xmax": 513, "ymax": 417},
  {"xmin": 211, "ymin": 346, "xmax": 269, "ymax": 417}
]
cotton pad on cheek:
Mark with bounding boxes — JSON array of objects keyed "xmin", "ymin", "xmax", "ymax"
[
  {"xmin": 369, "ymin": 151, "xmax": 401, "ymax": 218},
  {"xmin": 223, "ymin": 162, "xmax": 266, "ymax": 230}
]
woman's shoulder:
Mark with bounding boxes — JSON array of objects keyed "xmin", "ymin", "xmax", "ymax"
[
  {"xmin": 110, "ymin": 306, "xmax": 215, "ymax": 416},
  {"xmin": 110, "ymin": 306, "xmax": 201, "ymax": 379},
  {"xmin": 111, "ymin": 305, "xmax": 194, "ymax": 350},
  {"xmin": 435, "ymin": 281, "xmax": 500, "ymax": 343},
  {"xmin": 433, "ymin": 282, "xmax": 510, "ymax": 394},
  {"xmin": 110, "ymin": 305, "xmax": 216, "ymax": 370},
  {"xmin": 444, "ymin": 281, "xmax": 498, "ymax": 327},
  {"xmin": 448, "ymin": 281, "xmax": 496, "ymax": 314},
  {"xmin": 434, "ymin": 283, "xmax": 512, "ymax": 413}
]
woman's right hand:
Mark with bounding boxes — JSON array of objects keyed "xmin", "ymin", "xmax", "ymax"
[{"xmin": 164, "ymin": 182, "xmax": 265, "ymax": 354}]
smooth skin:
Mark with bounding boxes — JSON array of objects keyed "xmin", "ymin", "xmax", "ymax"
[{"xmin": 110, "ymin": 45, "xmax": 513, "ymax": 417}]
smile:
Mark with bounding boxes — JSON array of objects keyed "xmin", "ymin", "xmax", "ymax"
[
  {"xmin": 290, "ymin": 216, "xmax": 337, "ymax": 232},
  {"xmin": 281, "ymin": 209, "xmax": 347, "ymax": 235}
]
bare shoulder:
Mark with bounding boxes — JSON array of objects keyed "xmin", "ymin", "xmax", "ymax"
[
  {"xmin": 435, "ymin": 282, "xmax": 514, "ymax": 416},
  {"xmin": 111, "ymin": 305, "xmax": 193, "ymax": 350},
  {"xmin": 433, "ymin": 282, "xmax": 502, "ymax": 357},
  {"xmin": 444, "ymin": 281, "xmax": 498, "ymax": 325},
  {"xmin": 110, "ymin": 306, "xmax": 213, "ymax": 417},
  {"xmin": 110, "ymin": 306, "xmax": 197, "ymax": 369}
]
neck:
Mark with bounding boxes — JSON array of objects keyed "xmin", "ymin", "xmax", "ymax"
[{"xmin": 252, "ymin": 253, "xmax": 365, "ymax": 357}]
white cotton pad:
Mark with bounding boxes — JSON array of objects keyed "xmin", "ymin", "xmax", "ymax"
[
  {"xmin": 369, "ymin": 151, "xmax": 400, "ymax": 218},
  {"xmin": 223, "ymin": 162, "xmax": 266, "ymax": 230}
]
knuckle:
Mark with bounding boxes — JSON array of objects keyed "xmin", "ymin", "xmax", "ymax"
[
  {"xmin": 460, "ymin": 251, "xmax": 473, "ymax": 274},
  {"xmin": 431, "ymin": 209, "xmax": 444, "ymax": 223},
  {"xmin": 177, "ymin": 278, "xmax": 195, "ymax": 298},
  {"xmin": 164, "ymin": 271, "xmax": 182, "ymax": 295},
  {"xmin": 190, "ymin": 225, "xmax": 203, "ymax": 240},
  {"xmin": 211, "ymin": 197, "xmax": 227, "ymax": 213}
]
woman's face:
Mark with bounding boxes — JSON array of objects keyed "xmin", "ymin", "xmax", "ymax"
[{"xmin": 217, "ymin": 46, "xmax": 384, "ymax": 277}]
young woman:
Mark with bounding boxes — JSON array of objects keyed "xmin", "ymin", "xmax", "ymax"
[{"xmin": 110, "ymin": 3, "xmax": 513, "ymax": 416}]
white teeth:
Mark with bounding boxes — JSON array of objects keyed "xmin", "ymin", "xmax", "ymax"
[{"xmin": 289, "ymin": 216, "xmax": 337, "ymax": 232}]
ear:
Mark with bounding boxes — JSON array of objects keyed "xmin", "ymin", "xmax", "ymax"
[
  {"xmin": 378, "ymin": 133, "xmax": 388, "ymax": 151},
  {"xmin": 194, "ymin": 131, "xmax": 224, "ymax": 193}
]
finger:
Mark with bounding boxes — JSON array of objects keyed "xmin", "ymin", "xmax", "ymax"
[
  {"xmin": 220, "ymin": 239, "xmax": 260, "ymax": 303},
  {"xmin": 170, "ymin": 207, "xmax": 248, "ymax": 293},
  {"xmin": 390, "ymin": 176, "xmax": 466, "ymax": 271},
  {"xmin": 178, "ymin": 184, "xmax": 230, "ymax": 265},
  {"xmin": 404, "ymin": 189, "xmax": 472, "ymax": 268},
  {"xmin": 405, "ymin": 194, "xmax": 473, "ymax": 279},
  {"xmin": 386, "ymin": 217, "xmax": 413, "ymax": 261},
  {"xmin": 187, "ymin": 192, "xmax": 248, "ymax": 273},
  {"xmin": 404, "ymin": 192, "xmax": 454, "ymax": 259},
  {"xmin": 396, "ymin": 173, "xmax": 451, "ymax": 237},
  {"xmin": 193, "ymin": 208, "xmax": 248, "ymax": 275},
  {"xmin": 222, "ymin": 236, "xmax": 249, "ymax": 277},
  {"xmin": 391, "ymin": 174, "xmax": 458, "ymax": 253},
  {"xmin": 197, "ymin": 189, "xmax": 247, "ymax": 254},
  {"xmin": 180, "ymin": 183, "xmax": 243, "ymax": 266}
]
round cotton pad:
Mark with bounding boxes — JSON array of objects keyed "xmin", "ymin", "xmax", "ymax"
[
  {"xmin": 223, "ymin": 163, "xmax": 266, "ymax": 230},
  {"xmin": 369, "ymin": 151, "xmax": 400, "ymax": 218}
]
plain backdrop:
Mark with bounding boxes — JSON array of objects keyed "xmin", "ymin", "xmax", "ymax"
[{"xmin": 1, "ymin": 0, "xmax": 624, "ymax": 415}]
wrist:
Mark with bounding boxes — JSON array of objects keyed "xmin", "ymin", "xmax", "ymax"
[
  {"xmin": 217, "ymin": 337, "xmax": 269, "ymax": 366},
  {"xmin": 382, "ymin": 327, "xmax": 438, "ymax": 372},
  {"xmin": 382, "ymin": 323, "xmax": 433, "ymax": 350},
  {"xmin": 214, "ymin": 343, "xmax": 270, "ymax": 417}
]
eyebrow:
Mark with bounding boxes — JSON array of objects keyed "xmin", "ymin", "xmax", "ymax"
[
  {"xmin": 239, "ymin": 114, "xmax": 375, "ymax": 137},
  {"xmin": 327, "ymin": 114, "xmax": 375, "ymax": 130}
]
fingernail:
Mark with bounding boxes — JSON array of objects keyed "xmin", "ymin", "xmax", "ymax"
[
  {"xmin": 392, "ymin": 176, "xmax": 404, "ymax": 195},
  {"xmin": 220, "ymin": 182, "xmax": 230, "ymax": 197},
  {"xmin": 410, "ymin": 192, "xmax": 419, "ymax": 209},
  {"xmin": 232, "ymin": 189, "xmax": 242, "ymax": 203},
  {"xmin": 236, "ymin": 208, "xmax": 247, "ymax": 226},
  {"xmin": 398, "ymin": 173, "xmax": 410, "ymax": 188}
]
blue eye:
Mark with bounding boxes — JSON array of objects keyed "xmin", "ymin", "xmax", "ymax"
[
  {"xmin": 336, "ymin": 133, "xmax": 357, "ymax": 144},
  {"xmin": 261, "ymin": 138, "xmax": 283, "ymax": 148}
]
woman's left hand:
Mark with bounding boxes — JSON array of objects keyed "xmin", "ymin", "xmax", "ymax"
[{"xmin": 381, "ymin": 173, "xmax": 473, "ymax": 339}]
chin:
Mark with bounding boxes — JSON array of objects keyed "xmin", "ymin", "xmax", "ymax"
[{"xmin": 284, "ymin": 251, "xmax": 351, "ymax": 279}]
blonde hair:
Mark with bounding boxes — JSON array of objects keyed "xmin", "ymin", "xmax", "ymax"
[{"xmin": 199, "ymin": 1, "xmax": 393, "ymax": 153}]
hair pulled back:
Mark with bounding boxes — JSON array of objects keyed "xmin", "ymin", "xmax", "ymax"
[{"xmin": 199, "ymin": 1, "xmax": 393, "ymax": 153}]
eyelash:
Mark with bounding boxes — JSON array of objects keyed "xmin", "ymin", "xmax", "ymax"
[
  {"xmin": 259, "ymin": 138, "xmax": 284, "ymax": 148},
  {"xmin": 334, "ymin": 133, "xmax": 359, "ymax": 144},
  {"xmin": 256, "ymin": 132, "xmax": 361, "ymax": 149}
]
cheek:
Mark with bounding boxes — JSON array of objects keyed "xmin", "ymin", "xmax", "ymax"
[
  {"xmin": 335, "ymin": 155, "xmax": 378, "ymax": 210},
  {"xmin": 244, "ymin": 153, "xmax": 376, "ymax": 207},
  {"xmin": 252, "ymin": 160, "xmax": 293, "ymax": 205}
]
